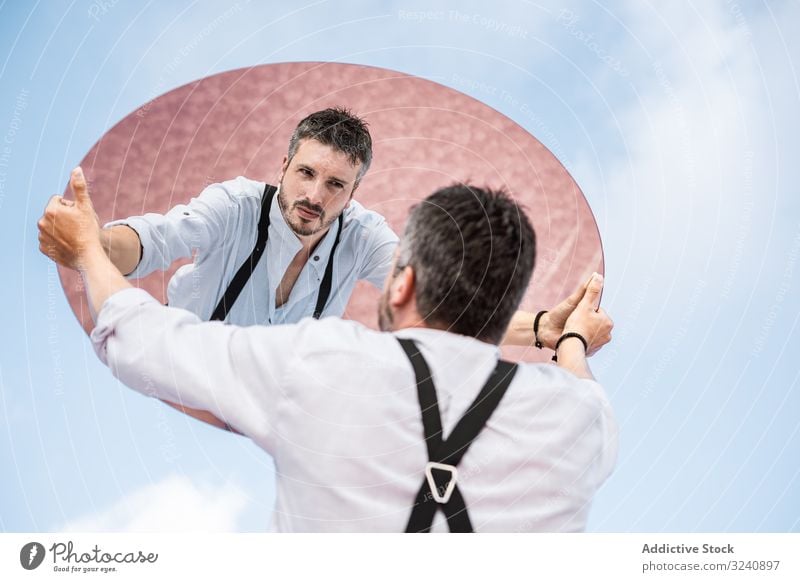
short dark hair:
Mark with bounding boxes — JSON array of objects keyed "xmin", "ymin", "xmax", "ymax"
[
  {"xmin": 287, "ymin": 107, "xmax": 373, "ymax": 183},
  {"xmin": 399, "ymin": 184, "xmax": 536, "ymax": 344}
]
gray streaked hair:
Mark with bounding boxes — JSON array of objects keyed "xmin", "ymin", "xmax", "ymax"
[
  {"xmin": 287, "ymin": 107, "xmax": 373, "ymax": 184},
  {"xmin": 398, "ymin": 184, "xmax": 536, "ymax": 344}
]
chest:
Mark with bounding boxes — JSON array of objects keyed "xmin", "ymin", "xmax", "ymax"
[{"xmin": 275, "ymin": 251, "xmax": 309, "ymax": 308}]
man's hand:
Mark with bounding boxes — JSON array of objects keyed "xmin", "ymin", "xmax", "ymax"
[
  {"xmin": 500, "ymin": 272, "xmax": 611, "ymax": 353},
  {"xmin": 562, "ymin": 273, "xmax": 613, "ymax": 355},
  {"xmin": 535, "ymin": 276, "xmax": 591, "ymax": 350},
  {"xmin": 38, "ymin": 167, "xmax": 103, "ymax": 270}
]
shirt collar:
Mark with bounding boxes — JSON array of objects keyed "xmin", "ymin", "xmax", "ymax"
[{"xmin": 393, "ymin": 327, "xmax": 503, "ymax": 358}]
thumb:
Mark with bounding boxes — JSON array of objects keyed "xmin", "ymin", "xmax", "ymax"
[
  {"xmin": 70, "ymin": 167, "xmax": 92, "ymax": 206},
  {"xmin": 580, "ymin": 272, "xmax": 604, "ymax": 311},
  {"xmin": 564, "ymin": 274, "xmax": 591, "ymax": 307}
]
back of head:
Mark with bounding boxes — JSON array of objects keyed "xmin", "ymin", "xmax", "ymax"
[
  {"xmin": 399, "ymin": 184, "xmax": 536, "ymax": 344},
  {"xmin": 287, "ymin": 107, "xmax": 373, "ymax": 183}
]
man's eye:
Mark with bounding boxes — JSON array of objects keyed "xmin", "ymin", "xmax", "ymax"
[
  {"xmin": 329, "ymin": 181, "xmax": 343, "ymax": 189},
  {"xmin": 299, "ymin": 168, "xmax": 312, "ymax": 176}
]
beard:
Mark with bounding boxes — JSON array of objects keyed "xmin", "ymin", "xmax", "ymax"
[
  {"xmin": 277, "ymin": 178, "xmax": 340, "ymax": 237},
  {"xmin": 377, "ymin": 287, "xmax": 394, "ymax": 332}
]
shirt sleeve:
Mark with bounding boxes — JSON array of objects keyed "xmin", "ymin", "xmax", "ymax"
[
  {"xmin": 357, "ymin": 220, "xmax": 399, "ymax": 288},
  {"xmin": 541, "ymin": 372, "xmax": 619, "ymax": 529},
  {"xmin": 574, "ymin": 378, "xmax": 619, "ymax": 486},
  {"xmin": 90, "ymin": 287, "xmax": 296, "ymax": 452},
  {"xmin": 103, "ymin": 180, "xmax": 240, "ymax": 279}
]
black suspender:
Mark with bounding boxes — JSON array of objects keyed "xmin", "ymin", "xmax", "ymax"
[
  {"xmin": 397, "ymin": 338, "xmax": 518, "ymax": 533},
  {"xmin": 209, "ymin": 184, "xmax": 276, "ymax": 322},
  {"xmin": 313, "ymin": 214, "xmax": 343, "ymax": 319},
  {"xmin": 210, "ymin": 183, "xmax": 343, "ymax": 322}
]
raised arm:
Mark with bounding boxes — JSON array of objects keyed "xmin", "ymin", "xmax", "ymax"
[
  {"xmin": 101, "ymin": 219, "xmax": 236, "ymax": 430},
  {"xmin": 39, "ymin": 167, "xmax": 286, "ymax": 443},
  {"xmin": 502, "ymin": 274, "xmax": 610, "ymax": 347},
  {"xmin": 47, "ymin": 170, "xmax": 246, "ymax": 432},
  {"xmin": 40, "ymin": 169, "xmax": 238, "ymax": 432},
  {"xmin": 38, "ymin": 168, "xmax": 134, "ymax": 315},
  {"xmin": 553, "ymin": 273, "xmax": 613, "ymax": 380},
  {"xmin": 100, "ymin": 176, "xmax": 237, "ymax": 280},
  {"xmin": 100, "ymin": 225, "xmax": 142, "ymax": 276}
]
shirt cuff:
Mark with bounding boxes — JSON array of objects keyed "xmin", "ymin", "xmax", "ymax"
[
  {"xmin": 103, "ymin": 218, "xmax": 150, "ymax": 279},
  {"xmin": 90, "ymin": 287, "xmax": 160, "ymax": 365}
]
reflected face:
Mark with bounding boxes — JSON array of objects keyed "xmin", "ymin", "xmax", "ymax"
[{"xmin": 278, "ymin": 139, "xmax": 361, "ymax": 237}]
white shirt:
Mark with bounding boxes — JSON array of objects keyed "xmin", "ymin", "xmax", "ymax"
[
  {"xmin": 92, "ymin": 288, "xmax": 618, "ymax": 532},
  {"xmin": 105, "ymin": 176, "xmax": 399, "ymax": 325}
]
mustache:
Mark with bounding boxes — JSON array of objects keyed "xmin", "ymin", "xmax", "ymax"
[{"xmin": 293, "ymin": 199, "xmax": 324, "ymax": 216}]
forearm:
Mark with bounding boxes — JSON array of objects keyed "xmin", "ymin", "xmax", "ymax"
[
  {"xmin": 554, "ymin": 337, "xmax": 594, "ymax": 381},
  {"xmin": 80, "ymin": 246, "xmax": 134, "ymax": 321},
  {"xmin": 501, "ymin": 309, "xmax": 561, "ymax": 349},
  {"xmin": 100, "ymin": 225, "xmax": 141, "ymax": 276},
  {"xmin": 501, "ymin": 310, "xmax": 535, "ymax": 346}
]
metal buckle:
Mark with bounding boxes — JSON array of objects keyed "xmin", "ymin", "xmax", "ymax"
[{"xmin": 425, "ymin": 461, "xmax": 458, "ymax": 504}]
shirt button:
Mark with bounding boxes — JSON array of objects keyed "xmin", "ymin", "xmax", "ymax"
[{"xmin": 313, "ymin": 255, "xmax": 320, "ymax": 261}]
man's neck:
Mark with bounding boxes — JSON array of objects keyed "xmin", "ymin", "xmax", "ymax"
[
  {"xmin": 391, "ymin": 311, "xmax": 443, "ymax": 334},
  {"xmin": 294, "ymin": 226, "xmax": 330, "ymax": 257}
]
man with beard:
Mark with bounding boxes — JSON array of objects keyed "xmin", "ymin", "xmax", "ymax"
[
  {"xmin": 88, "ymin": 107, "xmax": 595, "ymax": 429},
  {"xmin": 99, "ymin": 107, "xmax": 563, "ymax": 340},
  {"xmin": 100, "ymin": 107, "xmax": 395, "ymax": 327},
  {"xmin": 39, "ymin": 172, "xmax": 616, "ymax": 532}
]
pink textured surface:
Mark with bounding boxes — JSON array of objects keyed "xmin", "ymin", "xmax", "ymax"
[{"xmin": 59, "ymin": 62, "xmax": 603, "ymax": 362}]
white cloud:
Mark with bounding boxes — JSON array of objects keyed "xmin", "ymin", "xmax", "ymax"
[
  {"xmin": 577, "ymin": 0, "xmax": 800, "ymax": 530},
  {"xmin": 60, "ymin": 474, "xmax": 249, "ymax": 532},
  {"xmin": 568, "ymin": 1, "xmax": 785, "ymax": 287}
]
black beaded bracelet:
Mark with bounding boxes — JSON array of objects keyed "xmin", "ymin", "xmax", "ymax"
[
  {"xmin": 533, "ymin": 310, "xmax": 548, "ymax": 349},
  {"xmin": 551, "ymin": 332, "xmax": 588, "ymax": 362}
]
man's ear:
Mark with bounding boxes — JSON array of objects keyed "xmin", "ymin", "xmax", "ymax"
[
  {"xmin": 278, "ymin": 156, "xmax": 289, "ymax": 181},
  {"xmin": 390, "ymin": 266, "xmax": 416, "ymax": 308}
]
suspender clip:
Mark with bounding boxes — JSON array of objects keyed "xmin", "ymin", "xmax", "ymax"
[{"xmin": 425, "ymin": 462, "xmax": 458, "ymax": 504}]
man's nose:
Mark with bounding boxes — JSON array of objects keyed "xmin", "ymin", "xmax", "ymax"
[{"xmin": 305, "ymin": 178, "xmax": 328, "ymax": 207}]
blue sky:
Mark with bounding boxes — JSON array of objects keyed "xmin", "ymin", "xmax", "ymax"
[{"xmin": 1, "ymin": 0, "xmax": 798, "ymax": 532}]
